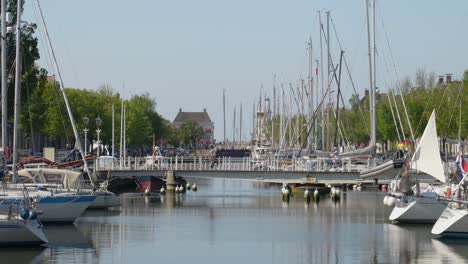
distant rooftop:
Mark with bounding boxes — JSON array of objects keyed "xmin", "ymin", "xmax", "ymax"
[{"xmin": 173, "ymin": 108, "xmax": 213, "ymax": 124}]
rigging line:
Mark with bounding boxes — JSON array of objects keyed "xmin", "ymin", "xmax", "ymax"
[
  {"xmin": 413, "ymin": 81, "xmax": 439, "ymax": 133},
  {"xmin": 379, "ymin": 54, "xmax": 402, "ymax": 141},
  {"xmin": 378, "ymin": 43, "xmax": 405, "ymax": 139},
  {"xmin": 387, "ymin": 92, "xmax": 401, "ymax": 142},
  {"xmin": 35, "ymin": 0, "xmax": 90, "ymax": 179},
  {"xmin": 30, "ymin": 2, "xmax": 54, "ymax": 75},
  {"xmin": 436, "ymin": 82, "xmax": 450, "ymax": 114},
  {"xmin": 378, "ymin": 4, "xmax": 414, "ymax": 142},
  {"xmin": 330, "ymin": 17, "xmax": 370, "ymax": 136},
  {"xmin": 23, "ymin": 9, "xmax": 71, "ymax": 145},
  {"xmin": 295, "ymin": 78, "xmax": 334, "ymax": 157},
  {"xmin": 445, "ymin": 82, "xmax": 465, "ymax": 135},
  {"xmin": 390, "ymin": 89, "xmax": 406, "ymax": 140}
]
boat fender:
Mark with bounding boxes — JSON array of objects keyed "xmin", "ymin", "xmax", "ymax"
[
  {"xmin": 29, "ymin": 209, "xmax": 38, "ymax": 220},
  {"xmin": 387, "ymin": 196, "xmax": 396, "ymax": 207},
  {"xmin": 383, "ymin": 195, "xmax": 389, "ymax": 206},
  {"xmin": 445, "ymin": 187, "xmax": 451, "ymax": 198},
  {"xmin": 20, "ymin": 209, "xmax": 30, "ymax": 220}
]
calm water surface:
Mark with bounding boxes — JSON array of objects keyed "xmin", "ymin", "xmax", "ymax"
[{"xmin": 2, "ymin": 178, "xmax": 468, "ymax": 264}]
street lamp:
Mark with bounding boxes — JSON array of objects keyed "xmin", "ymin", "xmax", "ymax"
[
  {"xmin": 82, "ymin": 116, "xmax": 89, "ymax": 157},
  {"xmin": 95, "ymin": 116, "xmax": 102, "ymax": 159}
]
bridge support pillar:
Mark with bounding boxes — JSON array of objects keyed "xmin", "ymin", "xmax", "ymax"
[{"xmin": 166, "ymin": 170, "xmax": 176, "ymax": 192}]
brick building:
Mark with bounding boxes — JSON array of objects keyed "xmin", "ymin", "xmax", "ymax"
[{"xmin": 172, "ymin": 108, "xmax": 214, "ymax": 148}]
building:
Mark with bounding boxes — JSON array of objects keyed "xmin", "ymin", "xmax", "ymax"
[{"xmin": 172, "ymin": 108, "xmax": 214, "ymax": 148}]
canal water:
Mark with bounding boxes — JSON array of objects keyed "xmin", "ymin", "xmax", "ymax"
[{"xmin": 2, "ymin": 178, "xmax": 468, "ymax": 264}]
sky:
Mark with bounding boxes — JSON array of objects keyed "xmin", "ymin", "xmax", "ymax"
[{"xmin": 22, "ymin": 0, "xmax": 468, "ymax": 142}]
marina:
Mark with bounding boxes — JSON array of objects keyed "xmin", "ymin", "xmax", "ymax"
[
  {"xmin": 0, "ymin": 0, "xmax": 466, "ymax": 262},
  {"xmin": 0, "ymin": 178, "xmax": 468, "ymax": 263}
]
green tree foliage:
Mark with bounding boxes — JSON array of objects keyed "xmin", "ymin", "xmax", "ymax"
[{"xmin": 179, "ymin": 120, "xmax": 204, "ymax": 155}]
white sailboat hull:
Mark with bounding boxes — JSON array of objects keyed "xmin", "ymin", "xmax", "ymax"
[
  {"xmin": 389, "ymin": 194, "xmax": 446, "ymax": 223},
  {"xmin": 0, "ymin": 195, "xmax": 95, "ymax": 223},
  {"xmin": 432, "ymin": 206, "xmax": 468, "ymax": 236},
  {"xmin": 0, "ymin": 218, "xmax": 48, "ymax": 246}
]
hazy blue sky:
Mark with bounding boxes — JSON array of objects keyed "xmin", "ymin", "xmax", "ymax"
[{"xmin": 23, "ymin": 0, "xmax": 468, "ymax": 141}]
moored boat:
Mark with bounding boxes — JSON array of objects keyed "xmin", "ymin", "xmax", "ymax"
[{"xmin": 0, "ymin": 210, "xmax": 48, "ymax": 246}]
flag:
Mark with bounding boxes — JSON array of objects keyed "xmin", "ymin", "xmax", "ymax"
[{"xmin": 455, "ymin": 154, "xmax": 468, "ymax": 181}]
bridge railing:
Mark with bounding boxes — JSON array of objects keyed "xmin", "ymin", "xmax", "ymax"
[{"xmin": 94, "ymin": 156, "xmax": 369, "ymax": 173}]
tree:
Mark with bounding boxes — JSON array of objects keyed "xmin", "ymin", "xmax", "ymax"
[
  {"xmin": 166, "ymin": 126, "xmax": 181, "ymax": 156},
  {"xmin": 463, "ymin": 70, "xmax": 468, "ymax": 83},
  {"xmin": 125, "ymin": 95, "xmax": 154, "ymax": 154},
  {"xmin": 179, "ymin": 120, "xmax": 204, "ymax": 156}
]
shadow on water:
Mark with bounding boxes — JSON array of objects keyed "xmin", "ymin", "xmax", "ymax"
[{"xmin": 0, "ymin": 247, "xmax": 46, "ymax": 264}]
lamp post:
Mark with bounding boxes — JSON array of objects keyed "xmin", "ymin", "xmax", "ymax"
[
  {"xmin": 83, "ymin": 116, "xmax": 89, "ymax": 157},
  {"xmin": 95, "ymin": 116, "xmax": 102, "ymax": 159}
]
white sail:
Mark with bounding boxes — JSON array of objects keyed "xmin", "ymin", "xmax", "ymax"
[{"xmin": 411, "ymin": 110, "xmax": 445, "ymax": 183}]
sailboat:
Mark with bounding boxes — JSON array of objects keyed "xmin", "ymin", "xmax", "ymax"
[
  {"xmin": 0, "ymin": 189, "xmax": 48, "ymax": 246},
  {"xmin": 386, "ymin": 110, "xmax": 447, "ymax": 223},
  {"xmin": 431, "ymin": 155, "xmax": 468, "ymax": 236},
  {"xmin": 357, "ymin": 0, "xmax": 408, "ymax": 180},
  {"xmin": 0, "ymin": 0, "xmax": 99, "ymax": 222}
]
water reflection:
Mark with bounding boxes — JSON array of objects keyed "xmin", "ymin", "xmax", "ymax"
[{"xmin": 4, "ymin": 178, "xmax": 468, "ymax": 263}]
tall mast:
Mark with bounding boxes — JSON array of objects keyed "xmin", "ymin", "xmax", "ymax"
[
  {"xmin": 366, "ymin": 0, "xmax": 375, "ymax": 147},
  {"xmin": 279, "ymin": 85, "xmax": 284, "ymax": 149},
  {"xmin": 314, "ymin": 59, "xmax": 319, "ymax": 149},
  {"xmin": 223, "ymin": 88, "xmax": 226, "ymax": 144},
  {"xmin": 326, "ymin": 11, "xmax": 331, "ymax": 151},
  {"xmin": 232, "ymin": 106, "xmax": 236, "ymax": 145},
  {"xmin": 119, "ymin": 85, "xmax": 124, "ymax": 169},
  {"xmin": 1, "ymin": 0, "xmax": 7, "ymax": 169},
  {"xmin": 36, "ymin": 0, "xmax": 90, "ymax": 179},
  {"xmin": 239, "ymin": 102, "xmax": 242, "ymax": 144},
  {"xmin": 112, "ymin": 103, "xmax": 115, "ymax": 168},
  {"xmin": 123, "ymin": 105, "xmax": 126, "ymax": 163},
  {"xmin": 319, "ymin": 11, "xmax": 325, "ymax": 151},
  {"xmin": 272, "ymin": 74, "xmax": 276, "ymax": 148},
  {"xmin": 308, "ymin": 37, "xmax": 314, "ymax": 152},
  {"xmin": 372, "ymin": 0, "xmax": 377, "ymax": 147},
  {"xmin": 252, "ymin": 99, "xmax": 255, "ymax": 142},
  {"xmin": 12, "ymin": 0, "xmax": 21, "ymax": 181}
]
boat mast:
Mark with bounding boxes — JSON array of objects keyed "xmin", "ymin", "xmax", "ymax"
[
  {"xmin": 307, "ymin": 38, "xmax": 313, "ymax": 153},
  {"xmin": 112, "ymin": 103, "xmax": 115, "ymax": 168},
  {"xmin": 1, "ymin": 0, "xmax": 7, "ymax": 169},
  {"xmin": 119, "ymin": 85, "xmax": 124, "ymax": 169},
  {"xmin": 319, "ymin": 11, "xmax": 325, "ymax": 151},
  {"xmin": 366, "ymin": 0, "xmax": 375, "ymax": 147},
  {"xmin": 233, "ymin": 106, "xmax": 236, "ymax": 146},
  {"xmin": 223, "ymin": 88, "xmax": 226, "ymax": 144},
  {"xmin": 35, "ymin": 0, "xmax": 90, "ymax": 179},
  {"xmin": 315, "ymin": 58, "xmax": 319, "ymax": 149},
  {"xmin": 272, "ymin": 74, "xmax": 276, "ymax": 148},
  {"xmin": 12, "ymin": 0, "xmax": 22, "ymax": 181},
  {"xmin": 239, "ymin": 102, "xmax": 242, "ymax": 144},
  {"xmin": 326, "ymin": 11, "xmax": 331, "ymax": 151},
  {"xmin": 372, "ymin": 0, "xmax": 377, "ymax": 148}
]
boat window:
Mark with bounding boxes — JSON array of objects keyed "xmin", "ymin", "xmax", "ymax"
[{"xmin": 43, "ymin": 173, "xmax": 63, "ymax": 183}]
